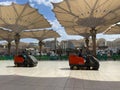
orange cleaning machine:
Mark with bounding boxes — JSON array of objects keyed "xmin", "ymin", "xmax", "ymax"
[
  {"xmin": 14, "ymin": 55, "xmax": 38, "ymax": 67},
  {"xmin": 69, "ymin": 54, "xmax": 99, "ymax": 70}
]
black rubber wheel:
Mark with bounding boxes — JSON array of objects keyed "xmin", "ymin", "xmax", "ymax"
[
  {"xmin": 71, "ymin": 65, "xmax": 79, "ymax": 70},
  {"xmin": 15, "ymin": 63, "xmax": 17, "ymax": 67},
  {"xmin": 24, "ymin": 63, "xmax": 28, "ymax": 67},
  {"xmin": 29, "ymin": 64, "xmax": 34, "ymax": 67},
  {"xmin": 92, "ymin": 67, "xmax": 99, "ymax": 70},
  {"xmin": 70, "ymin": 66, "xmax": 73, "ymax": 70},
  {"xmin": 86, "ymin": 66, "xmax": 90, "ymax": 70},
  {"xmin": 16, "ymin": 63, "xmax": 21, "ymax": 67}
]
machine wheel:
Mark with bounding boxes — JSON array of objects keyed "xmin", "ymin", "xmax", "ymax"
[
  {"xmin": 29, "ymin": 64, "xmax": 34, "ymax": 67},
  {"xmin": 92, "ymin": 67, "xmax": 99, "ymax": 70},
  {"xmin": 70, "ymin": 65, "xmax": 79, "ymax": 70},
  {"xmin": 15, "ymin": 63, "xmax": 17, "ymax": 67},
  {"xmin": 70, "ymin": 66, "xmax": 73, "ymax": 70},
  {"xmin": 24, "ymin": 63, "xmax": 28, "ymax": 67},
  {"xmin": 15, "ymin": 63, "xmax": 21, "ymax": 67},
  {"xmin": 86, "ymin": 66, "xmax": 90, "ymax": 70}
]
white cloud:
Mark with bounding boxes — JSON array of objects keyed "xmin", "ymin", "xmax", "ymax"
[
  {"xmin": 0, "ymin": 0, "xmax": 17, "ymax": 5},
  {"xmin": 48, "ymin": 19, "xmax": 82, "ymax": 41},
  {"xmin": 49, "ymin": 19, "xmax": 61, "ymax": 30},
  {"xmin": 30, "ymin": 3, "xmax": 35, "ymax": 7},
  {"xmin": 49, "ymin": 19, "xmax": 66, "ymax": 36},
  {"xmin": 50, "ymin": 0, "xmax": 63, "ymax": 3},
  {"xmin": 29, "ymin": 0, "xmax": 63, "ymax": 8},
  {"xmin": 0, "ymin": 1, "xmax": 12, "ymax": 5}
]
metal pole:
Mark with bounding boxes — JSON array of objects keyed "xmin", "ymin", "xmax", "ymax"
[
  {"xmin": 39, "ymin": 40, "xmax": 43, "ymax": 58},
  {"xmin": 85, "ymin": 37, "xmax": 89, "ymax": 48},
  {"xmin": 7, "ymin": 41, "xmax": 11, "ymax": 56},
  {"xmin": 14, "ymin": 33, "xmax": 20, "ymax": 55},
  {"xmin": 54, "ymin": 38, "xmax": 57, "ymax": 54},
  {"xmin": 90, "ymin": 28, "xmax": 97, "ymax": 57}
]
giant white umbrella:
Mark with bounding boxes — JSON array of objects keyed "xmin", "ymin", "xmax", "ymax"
[
  {"xmin": 0, "ymin": 3, "xmax": 51, "ymax": 55},
  {"xmin": 0, "ymin": 29, "xmax": 60, "ymax": 56},
  {"xmin": 21, "ymin": 30, "xmax": 60, "ymax": 56},
  {"xmin": 104, "ymin": 24, "xmax": 120, "ymax": 34},
  {"xmin": 53, "ymin": 0, "xmax": 120, "ymax": 56},
  {"xmin": 65, "ymin": 25, "xmax": 111, "ymax": 51},
  {"xmin": 65, "ymin": 26, "xmax": 91, "ymax": 47},
  {"xmin": 0, "ymin": 29, "xmax": 14, "ymax": 55},
  {"xmin": 0, "ymin": 28, "xmax": 33, "ymax": 55}
]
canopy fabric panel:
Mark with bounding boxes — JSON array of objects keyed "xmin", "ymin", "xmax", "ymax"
[
  {"xmin": 0, "ymin": 3, "xmax": 51, "ymax": 33},
  {"xmin": 0, "ymin": 29, "xmax": 14, "ymax": 41},
  {"xmin": 0, "ymin": 29, "xmax": 31, "ymax": 41},
  {"xmin": 65, "ymin": 26, "xmax": 91, "ymax": 37},
  {"xmin": 95, "ymin": 25, "xmax": 112, "ymax": 33},
  {"xmin": 53, "ymin": 0, "xmax": 120, "ymax": 33},
  {"xmin": 65, "ymin": 25, "xmax": 110, "ymax": 37},
  {"xmin": 0, "ymin": 29, "xmax": 60, "ymax": 42},
  {"xmin": 104, "ymin": 24, "xmax": 120, "ymax": 34},
  {"xmin": 21, "ymin": 30, "xmax": 60, "ymax": 41}
]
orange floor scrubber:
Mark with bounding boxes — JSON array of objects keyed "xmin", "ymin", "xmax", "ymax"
[
  {"xmin": 69, "ymin": 54, "xmax": 99, "ymax": 70},
  {"xmin": 14, "ymin": 54, "xmax": 38, "ymax": 67}
]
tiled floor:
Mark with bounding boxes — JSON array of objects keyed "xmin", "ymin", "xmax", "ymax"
[{"xmin": 0, "ymin": 60, "xmax": 120, "ymax": 90}]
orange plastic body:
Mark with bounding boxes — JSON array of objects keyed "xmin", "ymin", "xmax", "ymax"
[
  {"xmin": 69, "ymin": 54, "xmax": 85, "ymax": 65},
  {"xmin": 14, "ymin": 55, "xmax": 24, "ymax": 63}
]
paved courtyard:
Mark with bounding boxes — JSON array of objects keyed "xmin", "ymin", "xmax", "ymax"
[{"xmin": 0, "ymin": 60, "xmax": 120, "ymax": 90}]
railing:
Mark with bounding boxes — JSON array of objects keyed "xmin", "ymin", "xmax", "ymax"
[
  {"xmin": 0, "ymin": 54, "xmax": 119, "ymax": 61},
  {"xmin": 97, "ymin": 54, "xmax": 120, "ymax": 61},
  {"xmin": 34, "ymin": 55, "xmax": 68, "ymax": 60},
  {"xmin": 0, "ymin": 55, "xmax": 13, "ymax": 60},
  {"xmin": 0, "ymin": 55, "xmax": 68, "ymax": 61}
]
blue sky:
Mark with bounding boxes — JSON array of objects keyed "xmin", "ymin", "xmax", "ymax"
[{"xmin": 0, "ymin": 0, "xmax": 119, "ymax": 43}]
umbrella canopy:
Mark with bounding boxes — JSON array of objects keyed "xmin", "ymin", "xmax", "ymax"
[
  {"xmin": 0, "ymin": 3, "xmax": 51, "ymax": 33},
  {"xmin": 21, "ymin": 30, "xmax": 60, "ymax": 41},
  {"xmin": 0, "ymin": 29, "xmax": 31, "ymax": 55},
  {"xmin": 65, "ymin": 25, "xmax": 110, "ymax": 36},
  {"xmin": 0, "ymin": 29, "xmax": 14, "ymax": 55},
  {"xmin": 53, "ymin": 0, "xmax": 120, "ymax": 29},
  {"xmin": 65, "ymin": 26, "xmax": 91, "ymax": 37},
  {"xmin": 65, "ymin": 26, "xmax": 91, "ymax": 47},
  {"xmin": 53, "ymin": 0, "xmax": 120, "ymax": 56},
  {"xmin": 0, "ymin": 29, "xmax": 14, "ymax": 42},
  {"xmin": 0, "ymin": 29, "xmax": 60, "ymax": 55},
  {"xmin": 0, "ymin": 3, "xmax": 51, "ymax": 55},
  {"xmin": 104, "ymin": 24, "xmax": 120, "ymax": 34},
  {"xmin": 21, "ymin": 29, "xmax": 60, "ymax": 56}
]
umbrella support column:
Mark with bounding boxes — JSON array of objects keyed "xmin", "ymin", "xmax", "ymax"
[
  {"xmin": 90, "ymin": 28, "xmax": 97, "ymax": 57},
  {"xmin": 7, "ymin": 41, "xmax": 11, "ymax": 56},
  {"xmin": 14, "ymin": 33, "xmax": 20, "ymax": 56},
  {"xmin": 54, "ymin": 38, "xmax": 57, "ymax": 54},
  {"xmin": 85, "ymin": 37, "xmax": 89, "ymax": 48},
  {"xmin": 39, "ymin": 40, "xmax": 44, "ymax": 60}
]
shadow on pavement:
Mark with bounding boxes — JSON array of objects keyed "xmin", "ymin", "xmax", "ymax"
[{"xmin": 0, "ymin": 75, "xmax": 120, "ymax": 90}]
